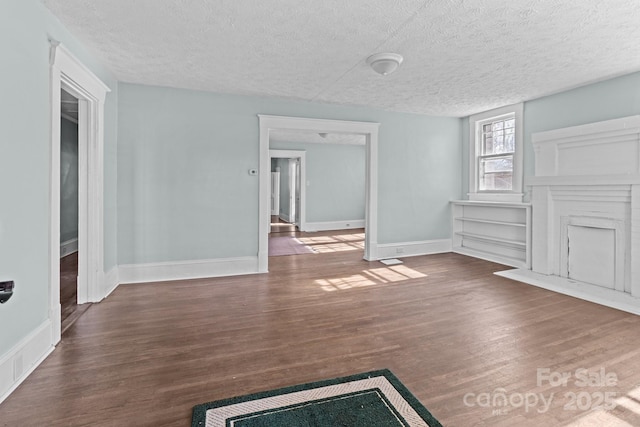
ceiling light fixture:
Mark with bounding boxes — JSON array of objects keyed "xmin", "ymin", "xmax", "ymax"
[{"xmin": 366, "ymin": 53, "xmax": 403, "ymax": 76}]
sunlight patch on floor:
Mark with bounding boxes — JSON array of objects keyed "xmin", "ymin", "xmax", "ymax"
[
  {"xmin": 298, "ymin": 233, "xmax": 365, "ymax": 253},
  {"xmin": 315, "ymin": 265, "xmax": 427, "ymax": 291}
]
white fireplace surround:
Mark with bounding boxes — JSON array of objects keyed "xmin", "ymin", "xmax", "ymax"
[{"xmin": 497, "ymin": 115, "xmax": 640, "ymax": 314}]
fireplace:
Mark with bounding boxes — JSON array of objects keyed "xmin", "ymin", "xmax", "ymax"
[{"xmin": 497, "ymin": 115, "xmax": 640, "ymax": 314}]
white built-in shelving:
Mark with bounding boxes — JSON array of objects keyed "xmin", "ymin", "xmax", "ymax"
[{"xmin": 451, "ymin": 200, "xmax": 531, "ymax": 268}]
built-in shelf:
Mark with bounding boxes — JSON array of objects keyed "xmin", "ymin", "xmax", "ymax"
[
  {"xmin": 454, "ymin": 231, "xmax": 527, "ymax": 248},
  {"xmin": 454, "ymin": 217, "xmax": 526, "ymax": 228},
  {"xmin": 451, "ymin": 200, "xmax": 531, "ymax": 268}
]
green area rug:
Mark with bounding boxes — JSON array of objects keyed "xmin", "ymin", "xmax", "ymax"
[{"xmin": 192, "ymin": 369, "xmax": 442, "ymax": 427}]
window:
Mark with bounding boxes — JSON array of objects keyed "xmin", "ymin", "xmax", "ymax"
[{"xmin": 468, "ymin": 104, "xmax": 523, "ymax": 202}]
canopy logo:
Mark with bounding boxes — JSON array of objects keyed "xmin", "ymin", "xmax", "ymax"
[{"xmin": 463, "ymin": 367, "xmax": 619, "ymax": 416}]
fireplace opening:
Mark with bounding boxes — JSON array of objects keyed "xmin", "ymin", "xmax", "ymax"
[{"xmin": 566, "ymin": 225, "xmax": 616, "ymax": 289}]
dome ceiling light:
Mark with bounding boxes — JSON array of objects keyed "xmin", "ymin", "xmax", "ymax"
[{"xmin": 366, "ymin": 53, "xmax": 404, "ymax": 76}]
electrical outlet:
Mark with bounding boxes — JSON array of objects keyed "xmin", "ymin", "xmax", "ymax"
[{"xmin": 396, "ymin": 248, "xmax": 404, "ymax": 254}]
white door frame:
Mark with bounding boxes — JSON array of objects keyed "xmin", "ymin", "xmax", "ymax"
[
  {"xmin": 258, "ymin": 115, "xmax": 379, "ymax": 272},
  {"xmin": 269, "ymin": 150, "xmax": 307, "ymax": 231},
  {"xmin": 49, "ymin": 42, "xmax": 110, "ymax": 343}
]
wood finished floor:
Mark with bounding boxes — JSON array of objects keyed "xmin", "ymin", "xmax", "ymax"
[
  {"xmin": 3, "ymin": 230, "xmax": 640, "ymax": 426},
  {"xmin": 60, "ymin": 252, "xmax": 91, "ymax": 334}
]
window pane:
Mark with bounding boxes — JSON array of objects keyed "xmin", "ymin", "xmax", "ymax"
[
  {"xmin": 482, "ymin": 156, "xmax": 512, "ymax": 173},
  {"xmin": 479, "ymin": 155, "xmax": 513, "ymax": 191},
  {"xmin": 505, "ymin": 134, "xmax": 515, "ymax": 152},
  {"xmin": 483, "ymin": 136, "xmax": 493, "ymax": 153},
  {"xmin": 475, "ymin": 112, "xmax": 517, "ymax": 193},
  {"xmin": 480, "ymin": 172, "xmax": 512, "ymax": 191}
]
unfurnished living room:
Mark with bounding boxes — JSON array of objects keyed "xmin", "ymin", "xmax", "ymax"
[{"xmin": 2, "ymin": 1, "xmax": 640, "ymax": 426}]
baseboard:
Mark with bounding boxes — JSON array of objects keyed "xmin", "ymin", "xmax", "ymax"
[
  {"xmin": 118, "ymin": 256, "xmax": 260, "ymax": 284},
  {"xmin": 102, "ymin": 265, "xmax": 119, "ymax": 299},
  {"xmin": 60, "ymin": 238, "xmax": 78, "ymax": 257},
  {"xmin": 0, "ymin": 320, "xmax": 55, "ymax": 405},
  {"xmin": 496, "ymin": 269, "xmax": 640, "ymax": 316},
  {"xmin": 278, "ymin": 213, "xmax": 291, "ymax": 223},
  {"xmin": 376, "ymin": 239, "xmax": 452, "ymax": 260},
  {"xmin": 304, "ymin": 220, "xmax": 365, "ymax": 232}
]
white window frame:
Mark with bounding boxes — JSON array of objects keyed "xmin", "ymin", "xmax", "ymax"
[{"xmin": 468, "ymin": 103, "xmax": 523, "ymax": 202}]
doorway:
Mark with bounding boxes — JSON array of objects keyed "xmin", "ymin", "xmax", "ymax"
[
  {"xmin": 268, "ymin": 151, "xmax": 307, "ymax": 257},
  {"xmin": 49, "ymin": 42, "xmax": 110, "ymax": 343},
  {"xmin": 258, "ymin": 115, "xmax": 380, "ymax": 272},
  {"xmin": 269, "ymin": 150, "xmax": 306, "ymax": 232},
  {"xmin": 59, "ymin": 89, "xmax": 91, "ymax": 333}
]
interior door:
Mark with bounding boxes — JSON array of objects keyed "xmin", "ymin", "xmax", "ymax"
[
  {"xmin": 288, "ymin": 159, "xmax": 297, "ymax": 224},
  {"xmin": 270, "ymin": 171, "xmax": 280, "ymax": 216},
  {"xmin": 294, "ymin": 159, "xmax": 301, "ymax": 227}
]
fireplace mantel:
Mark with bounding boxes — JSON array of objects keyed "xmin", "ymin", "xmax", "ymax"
[{"xmin": 498, "ymin": 115, "xmax": 640, "ymax": 314}]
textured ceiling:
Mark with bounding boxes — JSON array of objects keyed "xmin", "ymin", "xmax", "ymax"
[{"xmin": 42, "ymin": 0, "xmax": 640, "ymax": 117}]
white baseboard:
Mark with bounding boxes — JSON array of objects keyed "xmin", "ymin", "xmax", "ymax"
[
  {"xmin": 496, "ymin": 269, "xmax": 640, "ymax": 316},
  {"xmin": 0, "ymin": 320, "xmax": 55, "ymax": 405},
  {"xmin": 304, "ymin": 219, "xmax": 365, "ymax": 232},
  {"xmin": 118, "ymin": 256, "xmax": 260, "ymax": 284},
  {"xmin": 376, "ymin": 239, "xmax": 452, "ymax": 260},
  {"xmin": 60, "ymin": 238, "xmax": 78, "ymax": 257},
  {"xmin": 278, "ymin": 213, "xmax": 291, "ymax": 223},
  {"xmin": 102, "ymin": 265, "xmax": 119, "ymax": 299}
]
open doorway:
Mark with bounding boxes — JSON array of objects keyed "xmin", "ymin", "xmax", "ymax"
[
  {"xmin": 267, "ymin": 132, "xmax": 367, "ymax": 258},
  {"xmin": 49, "ymin": 42, "xmax": 110, "ymax": 343},
  {"xmin": 258, "ymin": 115, "xmax": 380, "ymax": 272},
  {"xmin": 268, "ymin": 150, "xmax": 306, "ymax": 256},
  {"xmin": 59, "ymin": 89, "xmax": 92, "ymax": 333}
]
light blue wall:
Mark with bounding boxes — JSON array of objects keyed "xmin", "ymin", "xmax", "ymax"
[
  {"xmin": 270, "ymin": 142, "xmax": 365, "ymax": 223},
  {"xmin": 0, "ymin": 0, "xmax": 118, "ymax": 356},
  {"xmin": 462, "ymin": 71, "xmax": 640, "ymax": 196},
  {"xmin": 60, "ymin": 117, "xmax": 78, "ymax": 243},
  {"xmin": 117, "ymin": 83, "xmax": 462, "ymax": 264}
]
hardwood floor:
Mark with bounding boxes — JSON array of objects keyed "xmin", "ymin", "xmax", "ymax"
[
  {"xmin": 269, "ymin": 215, "xmax": 297, "ymax": 236},
  {"xmin": 60, "ymin": 252, "xmax": 91, "ymax": 334},
  {"xmin": 3, "ymin": 233, "xmax": 640, "ymax": 426}
]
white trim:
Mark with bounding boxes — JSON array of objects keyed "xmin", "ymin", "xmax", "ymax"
[
  {"xmin": 0, "ymin": 320, "xmax": 55, "ymax": 405},
  {"xmin": 269, "ymin": 150, "xmax": 307, "ymax": 231},
  {"xmin": 278, "ymin": 213, "xmax": 292, "ymax": 223},
  {"xmin": 49, "ymin": 42, "xmax": 110, "ymax": 345},
  {"xmin": 466, "ymin": 192, "xmax": 524, "ymax": 203},
  {"xmin": 305, "ymin": 220, "xmax": 365, "ymax": 232},
  {"xmin": 468, "ymin": 103, "xmax": 524, "ymax": 202},
  {"xmin": 118, "ymin": 257, "xmax": 260, "ymax": 284},
  {"xmin": 496, "ymin": 269, "xmax": 640, "ymax": 316},
  {"xmin": 377, "ymin": 239, "xmax": 452, "ymax": 260},
  {"xmin": 60, "ymin": 238, "xmax": 78, "ymax": 257},
  {"xmin": 102, "ymin": 266, "xmax": 119, "ymax": 299},
  {"xmin": 259, "ymin": 115, "xmax": 380, "ymax": 272}
]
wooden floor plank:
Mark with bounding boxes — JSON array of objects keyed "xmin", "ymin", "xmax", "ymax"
[{"xmin": 2, "ymin": 230, "xmax": 640, "ymax": 426}]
